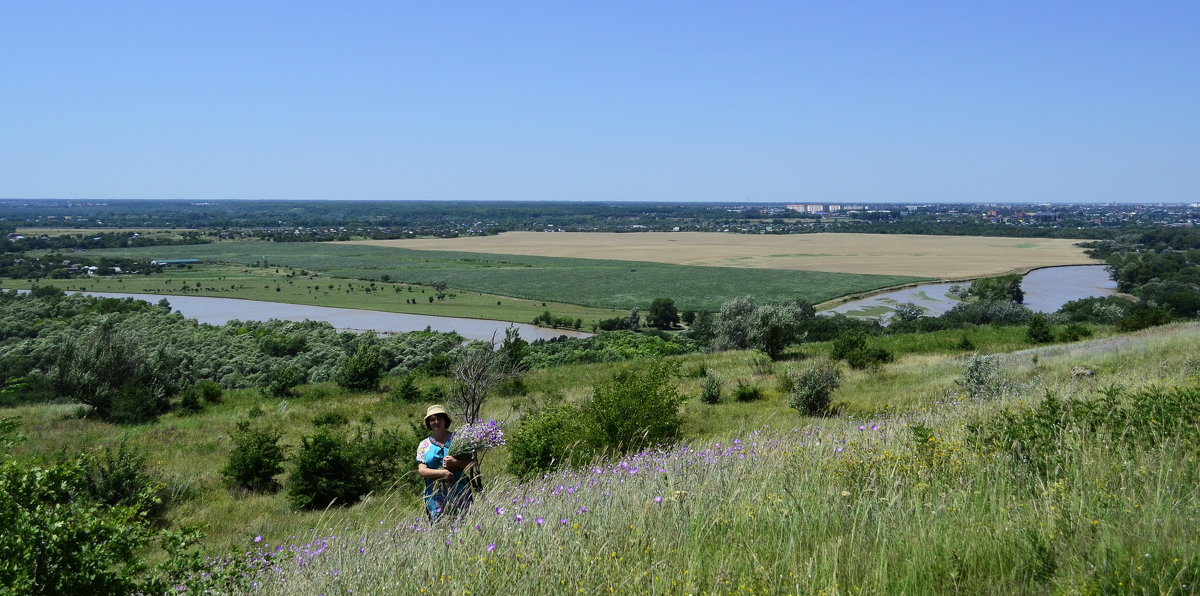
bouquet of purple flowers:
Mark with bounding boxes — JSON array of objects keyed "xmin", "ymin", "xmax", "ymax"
[{"xmin": 448, "ymin": 419, "xmax": 506, "ymax": 458}]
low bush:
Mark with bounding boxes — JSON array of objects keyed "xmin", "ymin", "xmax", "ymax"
[
  {"xmin": 957, "ymin": 353, "xmax": 1004, "ymax": 400},
  {"xmin": 389, "ymin": 373, "xmax": 423, "ymax": 403},
  {"xmin": 699, "ymin": 373, "xmax": 722, "ymax": 405},
  {"xmin": 506, "ymin": 404, "xmax": 596, "ymax": 479},
  {"xmin": 587, "ymin": 359, "xmax": 685, "ymax": 453},
  {"xmin": 787, "ymin": 360, "xmax": 841, "ymax": 415},
  {"xmin": 222, "ymin": 421, "xmax": 286, "ymax": 493},
  {"xmin": 287, "ymin": 423, "xmax": 413, "ymax": 510},
  {"xmin": 733, "ymin": 380, "xmax": 764, "ymax": 402},
  {"xmin": 845, "ymin": 346, "xmax": 894, "ymax": 370}
]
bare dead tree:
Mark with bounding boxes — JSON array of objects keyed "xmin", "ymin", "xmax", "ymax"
[{"xmin": 449, "ymin": 328, "xmax": 526, "ymax": 424}]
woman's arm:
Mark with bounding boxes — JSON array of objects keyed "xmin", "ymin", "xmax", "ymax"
[
  {"xmin": 417, "ymin": 463, "xmax": 453, "ymax": 480},
  {"xmin": 442, "ymin": 454, "xmax": 474, "ymax": 470}
]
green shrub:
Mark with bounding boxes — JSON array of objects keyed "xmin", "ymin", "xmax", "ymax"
[
  {"xmin": 830, "ymin": 331, "xmax": 868, "ymax": 360},
  {"xmin": 699, "ymin": 373, "xmax": 722, "ymax": 405},
  {"xmin": 265, "ymin": 363, "xmax": 304, "ymax": 398},
  {"xmin": 957, "ymin": 353, "xmax": 1004, "ymax": 400},
  {"xmin": 44, "ymin": 321, "xmax": 181, "ymax": 423},
  {"xmin": 493, "ymin": 375, "xmax": 528, "ymax": 398},
  {"xmin": 1057, "ymin": 323, "xmax": 1093, "ymax": 342},
  {"xmin": 787, "ymin": 360, "xmax": 841, "ymax": 415},
  {"xmin": 222, "ymin": 421, "xmax": 286, "ymax": 493},
  {"xmin": 286, "ymin": 423, "xmax": 412, "ymax": 510},
  {"xmin": 287, "ymin": 428, "xmax": 367, "ymax": 510},
  {"xmin": 1115, "ymin": 302, "xmax": 1173, "ymax": 332},
  {"xmin": 506, "ymin": 405, "xmax": 596, "ymax": 479},
  {"xmin": 177, "ymin": 379, "xmax": 224, "ymax": 414},
  {"xmin": 389, "ymin": 374, "xmax": 424, "ymax": 402},
  {"xmin": 78, "ymin": 442, "xmax": 170, "ymax": 525},
  {"xmin": 844, "ymin": 346, "xmax": 895, "ymax": 370},
  {"xmin": 733, "ymin": 380, "xmax": 764, "ymax": 402},
  {"xmin": 586, "ymin": 359, "xmax": 684, "ymax": 453},
  {"xmin": 1, "ymin": 457, "xmax": 153, "ymax": 594},
  {"xmin": 337, "ymin": 341, "xmax": 386, "ymax": 391},
  {"xmin": 1025, "ymin": 313, "xmax": 1054, "ymax": 344}
]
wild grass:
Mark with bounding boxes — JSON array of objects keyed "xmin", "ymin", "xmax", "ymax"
[
  {"xmin": 4, "ymin": 324, "xmax": 1199, "ymax": 593},
  {"xmin": 82, "ymin": 241, "xmax": 927, "ymax": 311}
]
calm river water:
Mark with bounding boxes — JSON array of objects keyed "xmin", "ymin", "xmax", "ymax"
[
  {"xmin": 81, "ymin": 264, "xmax": 1115, "ymax": 332},
  {"xmin": 826, "ymin": 264, "xmax": 1117, "ymax": 320},
  {"xmin": 81, "ymin": 293, "xmax": 589, "ymax": 342}
]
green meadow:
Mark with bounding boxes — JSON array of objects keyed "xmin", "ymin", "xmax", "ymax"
[
  {"xmin": 5, "ymin": 322, "xmax": 1198, "ymax": 593},
  {"xmin": 9, "ymin": 264, "xmax": 623, "ymax": 329},
  {"xmin": 84, "ymin": 240, "xmax": 928, "ymax": 311}
]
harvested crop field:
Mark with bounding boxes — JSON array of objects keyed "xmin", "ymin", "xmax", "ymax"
[{"xmin": 348, "ymin": 232, "xmax": 1095, "ymax": 278}]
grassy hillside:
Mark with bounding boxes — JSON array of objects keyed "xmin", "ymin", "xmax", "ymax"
[
  {"xmin": 84, "ymin": 241, "xmax": 928, "ymax": 311},
  {"xmin": 4, "ymin": 323, "xmax": 1198, "ymax": 593}
]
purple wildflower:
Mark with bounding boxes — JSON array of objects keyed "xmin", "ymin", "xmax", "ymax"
[{"xmin": 487, "ymin": 543, "xmax": 496, "ymax": 552}]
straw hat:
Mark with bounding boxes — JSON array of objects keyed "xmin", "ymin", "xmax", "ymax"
[{"xmin": 424, "ymin": 404, "xmax": 452, "ymax": 427}]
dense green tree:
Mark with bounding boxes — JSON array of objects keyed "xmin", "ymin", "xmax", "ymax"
[{"xmin": 646, "ymin": 298, "xmax": 680, "ymax": 329}]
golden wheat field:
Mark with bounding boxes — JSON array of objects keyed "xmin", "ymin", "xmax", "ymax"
[{"xmin": 348, "ymin": 232, "xmax": 1095, "ymax": 278}]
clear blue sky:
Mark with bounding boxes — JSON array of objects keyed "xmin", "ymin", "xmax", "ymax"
[{"xmin": 2, "ymin": 1, "xmax": 1197, "ymax": 203}]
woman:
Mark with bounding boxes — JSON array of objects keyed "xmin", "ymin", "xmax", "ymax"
[{"xmin": 416, "ymin": 404, "xmax": 473, "ymax": 520}]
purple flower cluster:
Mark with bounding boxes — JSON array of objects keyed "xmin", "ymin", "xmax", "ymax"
[{"xmin": 448, "ymin": 419, "xmax": 506, "ymax": 458}]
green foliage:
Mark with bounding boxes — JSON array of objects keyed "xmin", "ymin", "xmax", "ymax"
[
  {"xmin": 1025, "ymin": 313, "xmax": 1054, "ymax": 344},
  {"xmin": 525, "ymin": 331, "xmax": 698, "ymax": 368},
  {"xmin": 969, "ymin": 385, "xmax": 1200, "ymax": 479},
  {"xmin": 1057, "ymin": 323, "xmax": 1092, "ymax": 342},
  {"xmin": 786, "ymin": 360, "xmax": 841, "ymax": 415},
  {"xmin": 287, "ymin": 428, "xmax": 367, "ymax": 510},
  {"xmin": 587, "ymin": 359, "xmax": 685, "ymax": 453},
  {"xmin": 0, "ymin": 427, "xmax": 231, "ymax": 594},
  {"xmin": 844, "ymin": 346, "xmax": 894, "ymax": 370},
  {"xmin": 286, "ymin": 423, "xmax": 412, "ymax": 510},
  {"xmin": 830, "ymin": 330, "xmax": 868, "ymax": 360},
  {"xmin": 389, "ymin": 373, "xmax": 424, "ymax": 403},
  {"xmin": 77, "ymin": 442, "xmax": 171, "ymax": 525},
  {"xmin": 43, "ymin": 319, "xmax": 182, "ymax": 423},
  {"xmin": 968, "ymin": 274, "xmax": 1024, "ymax": 303},
  {"xmin": 506, "ymin": 405, "xmax": 596, "ymax": 479},
  {"xmin": 1056, "ymin": 295, "xmax": 1133, "ymax": 324},
  {"xmin": 647, "ymin": 298, "xmax": 680, "ymax": 329},
  {"xmin": 699, "ymin": 373, "xmax": 722, "ymax": 405},
  {"xmin": 222, "ymin": 420, "xmax": 286, "ymax": 493},
  {"xmin": 830, "ymin": 330, "xmax": 893, "ymax": 369},
  {"xmin": 1115, "ymin": 302, "xmax": 1173, "ymax": 332},
  {"xmin": 178, "ymin": 379, "xmax": 224, "ymax": 414},
  {"xmin": 265, "ymin": 362, "xmax": 304, "ymax": 398},
  {"xmin": 732, "ymin": 380, "xmax": 764, "ymax": 402},
  {"xmin": 713, "ymin": 297, "xmax": 813, "ymax": 360},
  {"xmin": 312, "ymin": 411, "xmax": 349, "ymax": 427},
  {"xmin": 941, "ymin": 299, "xmax": 1032, "ymax": 326},
  {"xmin": 1, "ymin": 457, "xmax": 151, "ymax": 594},
  {"xmin": 957, "ymin": 353, "xmax": 1004, "ymax": 400},
  {"xmin": 337, "ymin": 340, "xmax": 386, "ymax": 391}
]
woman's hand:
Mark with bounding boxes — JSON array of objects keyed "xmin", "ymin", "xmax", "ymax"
[
  {"xmin": 443, "ymin": 455, "xmax": 461, "ymax": 469},
  {"xmin": 441, "ymin": 469, "xmax": 455, "ymax": 481}
]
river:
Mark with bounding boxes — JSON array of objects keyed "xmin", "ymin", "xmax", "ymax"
[
  {"xmin": 80, "ymin": 292, "xmax": 589, "ymax": 342},
  {"xmin": 826, "ymin": 264, "xmax": 1117, "ymax": 320},
  {"xmin": 79, "ymin": 264, "xmax": 1115, "ymax": 332}
]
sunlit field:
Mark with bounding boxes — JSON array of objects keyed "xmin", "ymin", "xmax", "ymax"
[
  {"xmin": 82, "ymin": 241, "xmax": 927, "ymax": 311},
  {"xmin": 349, "ymin": 232, "xmax": 1095, "ymax": 278},
  {"xmin": 6, "ymin": 323, "xmax": 1198, "ymax": 593}
]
